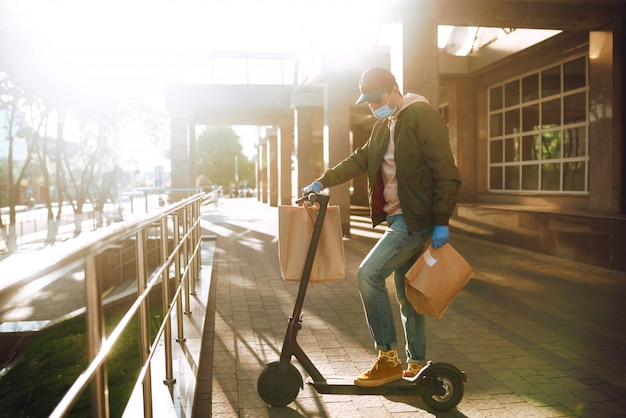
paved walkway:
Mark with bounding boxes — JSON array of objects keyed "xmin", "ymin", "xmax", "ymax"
[{"xmin": 195, "ymin": 197, "xmax": 626, "ymax": 418}]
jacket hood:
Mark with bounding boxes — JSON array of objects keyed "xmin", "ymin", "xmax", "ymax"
[{"xmin": 398, "ymin": 93, "xmax": 430, "ymax": 113}]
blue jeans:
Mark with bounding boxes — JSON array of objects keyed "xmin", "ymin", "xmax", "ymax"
[{"xmin": 357, "ymin": 214, "xmax": 430, "ymax": 364}]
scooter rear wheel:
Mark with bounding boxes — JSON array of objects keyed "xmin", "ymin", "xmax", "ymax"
[
  {"xmin": 257, "ymin": 362, "xmax": 303, "ymax": 406},
  {"xmin": 420, "ymin": 364, "xmax": 464, "ymax": 410}
]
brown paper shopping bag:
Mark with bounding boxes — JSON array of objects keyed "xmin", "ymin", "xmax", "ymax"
[
  {"xmin": 405, "ymin": 244, "xmax": 473, "ymax": 318},
  {"xmin": 278, "ymin": 205, "xmax": 345, "ymax": 283}
]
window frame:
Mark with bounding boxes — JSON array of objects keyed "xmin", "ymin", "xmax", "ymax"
[{"xmin": 487, "ymin": 54, "xmax": 589, "ymax": 194}]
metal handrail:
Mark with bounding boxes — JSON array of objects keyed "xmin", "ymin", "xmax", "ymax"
[{"xmin": 5, "ymin": 193, "xmax": 208, "ymax": 417}]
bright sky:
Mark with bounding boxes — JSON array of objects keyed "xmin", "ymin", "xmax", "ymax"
[
  {"xmin": 7, "ymin": 0, "xmax": 396, "ymax": 94},
  {"xmin": 4, "ymin": 0, "xmax": 399, "ymax": 168}
]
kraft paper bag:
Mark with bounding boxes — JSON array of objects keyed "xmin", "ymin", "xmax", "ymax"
[
  {"xmin": 278, "ymin": 205, "xmax": 345, "ymax": 283},
  {"xmin": 405, "ymin": 244, "xmax": 473, "ymax": 319}
]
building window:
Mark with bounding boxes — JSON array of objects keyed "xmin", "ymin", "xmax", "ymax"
[{"xmin": 487, "ymin": 55, "xmax": 588, "ymax": 193}]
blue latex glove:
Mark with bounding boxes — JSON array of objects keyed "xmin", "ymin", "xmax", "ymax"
[
  {"xmin": 432, "ymin": 225, "xmax": 449, "ymax": 248},
  {"xmin": 301, "ymin": 181, "xmax": 323, "ymax": 196}
]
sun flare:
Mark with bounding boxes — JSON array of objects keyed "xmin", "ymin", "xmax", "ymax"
[{"xmin": 6, "ymin": 0, "xmax": 393, "ymax": 100}]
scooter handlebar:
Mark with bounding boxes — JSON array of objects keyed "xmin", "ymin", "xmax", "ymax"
[{"xmin": 295, "ymin": 193, "xmax": 318, "ymax": 205}]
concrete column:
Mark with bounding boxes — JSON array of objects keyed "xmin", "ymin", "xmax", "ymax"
[
  {"xmin": 267, "ymin": 127, "xmax": 279, "ymax": 207},
  {"xmin": 256, "ymin": 142, "xmax": 263, "ymax": 202},
  {"xmin": 170, "ymin": 116, "xmax": 189, "ymax": 203},
  {"xmin": 188, "ymin": 124, "xmax": 196, "ymax": 194},
  {"xmin": 259, "ymin": 139, "xmax": 268, "ymax": 203},
  {"xmin": 453, "ymin": 78, "xmax": 478, "ymax": 202},
  {"xmin": 589, "ymin": 30, "xmax": 623, "ymax": 214},
  {"xmin": 278, "ymin": 119, "xmax": 294, "ymax": 205},
  {"xmin": 402, "ymin": 0, "xmax": 439, "ymax": 105},
  {"xmin": 325, "ymin": 73, "xmax": 352, "ymax": 236},
  {"xmin": 350, "ymin": 123, "xmax": 372, "ymax": 207},
  {"xmin": 294, "ymin": 108, "xmax": 316, "ymax": 193}
]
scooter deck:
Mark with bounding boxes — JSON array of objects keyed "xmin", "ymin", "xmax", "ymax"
[{"xmin": 305, "ymin": 376, "xmax": 446, "ymax": 396}]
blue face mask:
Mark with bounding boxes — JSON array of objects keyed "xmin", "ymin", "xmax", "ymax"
[
  {"xmin": 373, "ymin": 104, "xmax": 396, "ymax": 120},
  {"xmin": 372, "ymin": 93, "xmax": 397, "ymax": 120}
]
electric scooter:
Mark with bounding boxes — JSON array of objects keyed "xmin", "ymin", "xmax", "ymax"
[{"xmin": 257, "ymin": 193, "xmax": 467, "ymax": 411}]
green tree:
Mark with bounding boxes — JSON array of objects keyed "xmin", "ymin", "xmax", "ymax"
[{"xmin": 196, "ymin": 126, "xmax": 255, "ymax": 190}]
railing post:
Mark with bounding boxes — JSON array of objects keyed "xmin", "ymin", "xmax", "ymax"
[
  {"xmin": 160, "ymin": 216, "xmax": 175, "ymax": 385},
  {"xmin": 189, "ymin": 204, "xmax": 197, "ymax": 295},
  {"xmin": 84, "ymin": 255, "xmax": 109, "ymax": 418},
  {"xmin": 195, "ymin": 200, "xmax": 202, "ymax": 279},
  {"xmin": 194, "ymin": 200, "xmax": 202, "ymax": 280},
  {"xmin": 136, "ymin": 228, "xmax": 153, "ymax": 418},
  {"xmin": 182, "ymin": 207, "xmax": 192, "ymax": 313},
  {"xmin": 173, "ymin": 211, "xmax": 185, "ymax": 341},
  {"xmin": 187, "ymin": 204, "xmax": 194, "ymax": 284}
]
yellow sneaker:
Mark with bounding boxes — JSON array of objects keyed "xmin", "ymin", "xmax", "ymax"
[
  {"xmin": 354, "ymin": 358, "xmax": 403, "ymax": 387},
  {"xmin": 402, "ymin": 362, "xmax": 425, "ymax": 378}
]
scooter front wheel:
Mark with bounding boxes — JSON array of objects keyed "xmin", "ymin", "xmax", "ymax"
[
  {"xmin": 257, "ymin": 361, "xmax": 303, "ymax": 406},
  {"xmin": 420, "ymin": 364, "xmax": 465, "ymax": 410}
]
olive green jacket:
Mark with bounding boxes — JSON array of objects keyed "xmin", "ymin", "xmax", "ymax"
[{"xmin": 317, "ymin": 101, "xmax": 461, "ymax": 232}]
